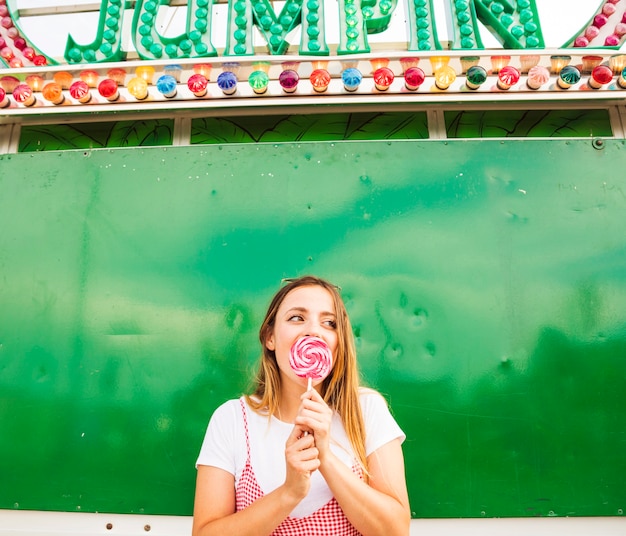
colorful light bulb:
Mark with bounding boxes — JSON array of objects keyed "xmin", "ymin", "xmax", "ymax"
[
  {"xmin": 0, "ymin": 87, "xmax": 9, "ymax": 108},
  {"xmin": 434, "ymin": 66, "xmax": 456, "ymax": 90},
  {"xmin": 279, "ymin": 69, "xmax": 299, "ymax": 93},
  {"xmin": 490, "ymin": 55, "xmax": 511, "ymax": 73},
  {"xmin": 156, "ymin": 74, "xmax": 178, "ymax": 98},
  {"xmin": 135, "ymin": 66, "xmax": 155, "ymax": 84},
  {"xmin": 98, "ymin": 78, "xmax": 119, "ymax": 101},
  {"xmin": 192, "ymin": 63, "xmax": 212, "ymax": 78},
  {"xmin": 69, "ymin": 80, "xmax": 92, "ymax": 103},
  {"xmin": 557, "ymin": 65, "xmax": 581, "ymax": 89},
  {"xmin": 609, "ymin": 54, "xmax": 626, "ymax": 74},
  {"xmin": 187, "ymin": 73, "xmax": 208, "ymax": 97},
  {"xmin": 310, "ymin": 69, "xmax": 331, "ymax": 93},
  {"xmin": 369, "ymin": 57, "xmax": 389, "ymax": 71},
  {"xmin": 459, "ymin": 56, "xmax": 480, "ymax": 73},
  {"xmin": 53, "ymin": 71, "xmax": 73, "ymax": 89},
  {"xmin": 400, "ymin": 57, "xmax": 419, "ymax": 72},
  {"xmin": 404, "ymin": 67, "xmax": 425, "ymax": 91},
  {"xmin": 80, "ymin": 70, "xmax": 99, "ymax": 88},
  {"xmin": 41, "ymin": 82, "xmax": 64, "ymax": 105},
  {"xmin": 25, "ymin": 75, "xmax": 45, "ymax": 92},
  {"xmin": 465, "ymin": 65, "xmax": 487, "ymax": 90},
  {"xmin": 581, "ymin": 55, "xmax": 603, "ymax": 73},
  {"xmin": 0, "ymin": 46, "xmax": 14, "ymax": 61},
  {"xmin": 589, "ymin": 65, "xmax": 613, "ymax": 89},
  {"xmin": 107, "ymin": 68, "xmax": 127, "ymax": 86},
  {"xmin": 127, "ymin": 77, "xmax": 149, "ymax": 100},
  {"xmin": 373, "ymin": 67, "xmax": 394, "ymax": 91},
  {"xmin": 0, "ymin": 75, "xmax": 20, "ymax": 93},
  {"xmin": 497, "ymin": 65, "xmax": 520, "ymax": 90},
  {"xmin": 248, "ymin": 70, "xmax": 269, "ymax": 94},
  {"xmin": 519, "ymin": 54, "xmax": 540, "ymax": 73},
  {"xmin": 618, "ymin": 66, "xmax": 626, "ymax": 89},
  {"xmin": 429, "ymin": 56, "xmax": 449, "ymax": 73},
  {"xmin": 341, "ymin": 68, "xmax": 362, "ymax": 92},
  {"xmin": 13, "ymin": 83, "xmax": 36, "ymax": 106},
  {"xmin": 22, "ymin": 47, "xmax": 36, "ymax": 61},
  {"xmin": 217, "ymin": 71, "xmax": 237, "ymax": 95},
  {"xmin": 549, "ymin": 55, "xmax": 571, "ymax": 74},
  {"xmin": 526, "ymin": 65, "xmax": 550, "ymax": 90},
  {"xmin": 165, "ymin": 64, "xmax": 183, "ymax": 82}
]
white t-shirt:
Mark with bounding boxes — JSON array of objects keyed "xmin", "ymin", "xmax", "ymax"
[{"xmin": 196, "ymin": 388, "xmax": 405, "ymax": 518}]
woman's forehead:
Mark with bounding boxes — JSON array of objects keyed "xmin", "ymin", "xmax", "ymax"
[{"xmin": 279, "ymin": 285, "xmax": 335, "ymax": 312}]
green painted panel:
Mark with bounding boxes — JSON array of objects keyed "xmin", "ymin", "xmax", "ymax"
[
  {"xmin": 190, "ymin": 112, "xmax": 430, "ymax": 143},
  {"xmin": 445, "ymin": 109, "xmax": 612, "ymax": 138},
  {"xmin": 18, "ymin": 120, "xmax": 174, "ymax": 152},
  {"xmin": 0, "ymin": 140, "xmax": 625, "ymax": 518}
]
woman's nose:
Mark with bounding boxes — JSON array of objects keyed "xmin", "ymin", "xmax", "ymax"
[{"xmin": 303, "ymin": 324, "xmax": 321, "ymax": 338}]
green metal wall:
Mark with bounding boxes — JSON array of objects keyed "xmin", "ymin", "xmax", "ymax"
[{"xmin": 0, "ymin": 139, "xmax": 625, "ymax": 518}]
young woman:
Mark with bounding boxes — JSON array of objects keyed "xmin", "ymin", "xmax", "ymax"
[{"xmin": 192, "ymin": 275, "xmax": 410, "ymax": 535}]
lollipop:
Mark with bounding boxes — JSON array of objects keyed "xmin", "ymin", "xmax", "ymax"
[{"xmin": 289, "ymin": 336, "xmax": 332, "ymax": 391}]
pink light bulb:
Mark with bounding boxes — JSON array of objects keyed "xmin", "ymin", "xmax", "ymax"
[
  {"xmin": 0, "ymin": 75, "xmax": 20, "ymax": 92},
  {"xmin": 13, "ymin": 83, "xmax": 36, "ymax": 106},
  {"xmin": 594, "ymin": 14, "xmax": 608, "ymax": 28},
  {"xmin": 526, "ymin": 65, "xmax": 550, "ymax": 90},
  {"xmin": 605, "ymin": 34, "xmax": 620, "ymax": 46},
  {"xmin": 574, "ymin": 36, "xmax": 590, "ymax": 47},
  {"xmin": 1, "ymin": 16, "xmax": 12, "ymax": 29},
  {"xmin": 33, "ymin": 55, "xmax": 47, "ymax": 66},
  {"xmin": 13, "ymin": 36, "xmax": 26, "ymax": 50},
  {"xmin": 0, "ymin": 86, "xmax": 9, "ymax": 108},
  {"xmin": 404, "ymin": 67, "xmax": 425, "ymax": 90},
  {"xmin": 69, "ymin": 80, "xmax": 92, "ymax": 103},
  {"xmin": 603, "ymin": 3, "xmax": 616, "ymax": 16},
  {"xmin": 497, "ymin": 65, "xmax": 520, "ymax": 90},
  {"xmin": 22, "ymin": 47, "xmax": 35, "ymax": 60},
  {"xmin": 585, "ymin": 26, "xmax": 600, "ymax": 40},
  {"xmin": 0, "ymin": 46, "xmax": 14, "ymax": 61}
]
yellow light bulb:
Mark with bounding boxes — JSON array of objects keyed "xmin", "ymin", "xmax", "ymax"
[
  {"xmin": 127, "ymin": 76, "xmax": 149, "ymax": 100},
  {"xmin": 434, "ymin": 66, "xmax": 456, "ymax": 90}
]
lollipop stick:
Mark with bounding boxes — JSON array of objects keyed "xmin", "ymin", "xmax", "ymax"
[{"xmin": 307, "ymin": 377, "xmax": 312, "ymax": 392}]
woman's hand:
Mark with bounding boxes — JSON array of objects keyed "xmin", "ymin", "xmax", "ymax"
[
  {"xmin": 283, "ymin": 424, "xmax": 320, "ymax": 502},
  {"xmin": 295, "ymin": 389, "xmax": 334, "ymax": 462}
]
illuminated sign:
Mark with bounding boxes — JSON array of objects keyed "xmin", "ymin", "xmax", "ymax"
[{"xmin": 0, "ymin": 0, "xmax": 625, "ymax": 115}]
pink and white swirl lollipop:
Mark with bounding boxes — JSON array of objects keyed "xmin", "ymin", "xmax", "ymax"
[{"xmin": 289, "ymin": 336, "xmax": 333, "ymax": 390}]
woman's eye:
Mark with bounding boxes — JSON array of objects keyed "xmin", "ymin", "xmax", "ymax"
[
  {"xmin": 324, "ymin": 320, "xmax": 337, "ymax": 329},
  {"xmin": 288, "ymin": 314, "xmax": 304, "ymax": 322}
]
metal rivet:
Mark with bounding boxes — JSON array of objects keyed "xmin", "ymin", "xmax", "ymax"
[
  {"xmin": 106, "ymin": 523, "xmax": 113, "ymax": 530},
  {"xmin": 144, "ymin": 525, "xmax": 151, "ymax": 532}
]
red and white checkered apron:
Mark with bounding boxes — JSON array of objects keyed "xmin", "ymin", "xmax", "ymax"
[{"xmin": 235, "ymin": 398, "xmax": 362, "ymax": 535}]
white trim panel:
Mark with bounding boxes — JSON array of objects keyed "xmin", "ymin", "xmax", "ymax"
[{"xmin": 0, "ymin": 510, "xmax": 625, "ymax": 536}]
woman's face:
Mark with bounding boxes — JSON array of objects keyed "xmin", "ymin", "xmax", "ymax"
[{"xmin": 265, "ymin": 285, "xmax": 338, "ymax": 388}]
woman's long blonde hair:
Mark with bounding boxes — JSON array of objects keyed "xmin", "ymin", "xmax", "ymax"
[{"xmin": 245, "ymin": 275, "xmax": 368, "ymax": 476}]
